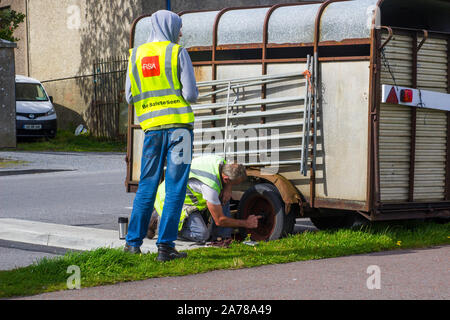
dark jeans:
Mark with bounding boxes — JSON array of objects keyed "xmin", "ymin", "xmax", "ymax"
[
  {"xmin": 179, "ymin": 203, "xmax": 232, "ymax": 243},
  {"xmin": 126, "ymin": 128, "xmax": 193, "ymax": 248}
]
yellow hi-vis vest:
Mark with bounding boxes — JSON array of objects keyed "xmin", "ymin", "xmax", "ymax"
[
  {"xmin": 128, "ymin": 41, "xmax": 195, "ymax": 131},
  {"xmin": 154, "ymin": 156, "xmax": 226, "ymax": 231}
]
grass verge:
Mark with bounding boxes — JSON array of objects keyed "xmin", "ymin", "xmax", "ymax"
[
  {"xmin": 0, "ymin": 158, "xmax": 29, "ymax": 169},
  {"xmin": 12, "ymin": 130, "xmax": 126, "ymax": 153},
  {"xmin": 0, "ymin": 221, "xmax": 448, "ymax": 298}
]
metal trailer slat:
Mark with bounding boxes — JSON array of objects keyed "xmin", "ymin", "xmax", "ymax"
[
  {"xmin": 416, "ymin": 82, "xmax": 448, "ymax": 89},
  {"xmin": 418, "ymin": 61, "xmax": 449, "ymax": 71},
  {"xmin": 191, "ymin": 95, "xmax": 304, "ymax": 111},
  {"xmin": 417, "ymin": 56, "xmax": 448, "ymax": 65},
  {"xmin": 189, "ymin": 69, "xmax": 308, "ymax": 170},
  {"xmin": 194, "ymin": 147, "xmax": 304, "ymax": 162},
  {"xmin": 419, "ymin": 43, "xmax": 448, "ymax": 51},
  {"xmin": 194, "ymin": 119, "xmax": 301, "ymax": 134},
  {"xmin": 382, "ymin": 52, "xmax": 414, "ymax": 62},
  {"xmin": 413, "ymin": 108, "xmax": 447, "ymax": 201},
  {"xmin": 383, "ymin": 46, "xmax": 412, "ymax": 55},
  {"xmin": 381, "ymin": 33, "xmax": 413, "ymax": 90},
  {"xmin": 416, "ymin": 162, "xmax": 447, "ymax": 169},
  {"xmin": 417, "ymin": 48, "xmax": 447, "ymax": 58},
  {"xmin": 379, "ymin": 103, "xmax": 412, "ymax": 202},
  {"xmin": 417, "ymin": 74, "xmax": 447, "ymax": 82},
  {"xmin": 194, "ymin": 105, "xmax": 304, "ymax": 122},
  {"xmin": 194, "ymin": 132, "xmax": 302, "ymax": 147}
]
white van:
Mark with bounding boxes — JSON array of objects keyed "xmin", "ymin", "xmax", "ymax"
[{"xmin": 15, "ymin": 75, "xmax": 57, "ymax": 138}]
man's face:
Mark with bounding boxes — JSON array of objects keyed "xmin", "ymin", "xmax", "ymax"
[{"xmin": 221, "ymin": 175, "xmax": 244, "ymax": 205}]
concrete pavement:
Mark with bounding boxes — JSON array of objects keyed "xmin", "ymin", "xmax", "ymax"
[{"xmin": 0, "ymin": 218, "xmax": 203, "ymax": 254}]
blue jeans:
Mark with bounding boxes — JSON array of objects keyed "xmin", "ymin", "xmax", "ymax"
[
  {"xmin": 126, "ymin": 128, "xmax": 193, "ymax": 248},
  {"xmin": 179, "ymin": 203, "xmax": 232, "ymax": 242}
]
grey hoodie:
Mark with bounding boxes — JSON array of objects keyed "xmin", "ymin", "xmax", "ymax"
[{"xmin": 125, "ymin": 10, "xmax": 198, "ymax": 105}]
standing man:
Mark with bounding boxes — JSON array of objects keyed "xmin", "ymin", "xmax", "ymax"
[
  {"xmin": 148, "ymin": 155, "xmax": 261, "ymax": 243},
  {"xmin": 124, "ymin": 10, "xmax": 198, "ymax": 262}
]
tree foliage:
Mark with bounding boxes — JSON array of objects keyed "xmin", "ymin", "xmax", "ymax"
[{"xmin": 0, "ymin": 8, "xmax": 26, "ymax": 42}]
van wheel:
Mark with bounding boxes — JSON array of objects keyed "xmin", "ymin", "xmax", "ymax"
[
  {"xmin": 310, "ymin": 210, "xmax": 356, "ymax": 230},
  {"xmin": 238, "ymin": 183, "xmax": 286, "ymax": 241}
]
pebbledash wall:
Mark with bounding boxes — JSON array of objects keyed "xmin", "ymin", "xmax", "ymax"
[
  {"xmin": 3, "ymin": 0, "xmax": 321, "ymax": 131},
  {"xmin": 0, "ymin": 39, "xmax": 17, "ymax": 148}
]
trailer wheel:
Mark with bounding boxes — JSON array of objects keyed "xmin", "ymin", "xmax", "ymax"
[
  {"xmin": 238, "ymin": 183, "xmax": 286, "ymax": 241},
  {"xmin": 283, "ymin": 205, "xmax": 297, "ymax": 236},
  {"xmin": 433, "ymin": 217, "xmax": 450, "ymax": 224},
  {"xmin": 310, "ymin": 210, "xmax": 356, "ymax": 230}
]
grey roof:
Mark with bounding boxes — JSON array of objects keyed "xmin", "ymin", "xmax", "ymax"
[
  {"xmin": 132, "ymin": 0, "xmax": 450, "ymax": 49},
  {"xmin": 133, "ymin": 0, "xmax": 379, "ymax": 49}
]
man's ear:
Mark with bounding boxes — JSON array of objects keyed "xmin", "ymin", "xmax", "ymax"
[{"xmin": 222, "ymin": 174, "xmax": 230, "ymax": 185}]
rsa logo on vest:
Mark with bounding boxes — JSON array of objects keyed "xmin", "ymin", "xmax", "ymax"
[{"xmin": 141, "ymin": 56, "xmax": 160, "ymax": 77}]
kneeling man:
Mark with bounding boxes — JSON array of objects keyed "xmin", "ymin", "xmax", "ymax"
[{"xmin": 148, "ymin": 155, "xmax": 261, "ymax": 242}]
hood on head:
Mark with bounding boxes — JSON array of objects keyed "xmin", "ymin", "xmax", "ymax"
[{"xmin": 148, "ymin": 10, "xmax": 182, "ymax": 43}]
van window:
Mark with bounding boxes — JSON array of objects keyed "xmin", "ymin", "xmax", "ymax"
[{"xmin": 16, "ymin": 83, "xmax": 49, "ymax": 102}]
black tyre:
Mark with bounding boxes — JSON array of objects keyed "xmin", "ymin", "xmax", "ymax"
[
  {"xmin": 432, "ymin": 217, "xmax": 450, "ymax": 224},
  {"xmin": 310, "ymin": 210, "xmax": 356, "ymax": 230},
  {"xmin": 282, "ymin": 205, "xmax": 298, "ymax": 236},
  {"xmin": 238, "ymin": 183, "xmax": 286, "ymax": 241}
]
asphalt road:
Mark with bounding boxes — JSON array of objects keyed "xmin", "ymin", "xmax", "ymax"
[
  {"xmin": 0, "ymin": 151, "xmax": 135, "ymax": 270},
  {"xmin": 0, "ymin": 167, "xmax": 134, "ymax": 230},
  {"xmin": 0, "ymin": 151, "xmax": 135, "ymax": 230}
]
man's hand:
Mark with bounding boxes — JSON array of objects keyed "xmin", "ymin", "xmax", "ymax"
[{"xmin": 245, "ymin": 215, "xmax": 262, "ymax": 229}]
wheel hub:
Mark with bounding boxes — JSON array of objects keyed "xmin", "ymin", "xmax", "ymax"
[{"xmin": 242, "ymin": 195, "xmax": 275, "ymax": 241}]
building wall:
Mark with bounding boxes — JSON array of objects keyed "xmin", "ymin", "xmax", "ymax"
[
  {"xmin": 26, "ymin": 0, "xmax": 165, "ymax": 130},
  {"xmin": 0, "ymin": 0, "xmax": 27, "ymax": 75},
  {"xmin": 27, "ymin": 0, "xmax": 86, "ymax": 129}
]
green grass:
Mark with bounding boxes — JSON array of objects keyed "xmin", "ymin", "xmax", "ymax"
[
  {"xmin": 11, "ymin": 130, "xmax": 126, "ymax": 153},
  {"xmin": 0, "ymin": 221, "xmax": 448, "ymax": 298},
  {"xmin": 0, "ymin": 158, "xmax": 29, "ymax": 168}
]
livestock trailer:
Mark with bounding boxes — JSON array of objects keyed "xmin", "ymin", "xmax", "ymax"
[{"xmin": 126, "ymin": 0, "xmax": 450, "ymax": 240}]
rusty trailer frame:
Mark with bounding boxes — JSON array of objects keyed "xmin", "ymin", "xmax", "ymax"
[{"xmin": 126, "ymin": 0, "xmax": 450, "ymax": 223}]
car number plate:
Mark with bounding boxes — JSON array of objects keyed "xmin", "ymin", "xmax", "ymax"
[{"xmin": 24, "ymin": 124, "xmax": 42, "ymax": 130}]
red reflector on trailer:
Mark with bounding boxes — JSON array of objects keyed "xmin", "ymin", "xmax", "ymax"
[
  {"xmin": 400, "ymin": 89, "xmax": 413, "ymax": 103},
  {"xmin": 386, "ymin": 87, "xmax": 399, "ymax": 104}
]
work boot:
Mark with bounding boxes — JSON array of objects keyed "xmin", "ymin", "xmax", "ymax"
[
  {"xmin": 124, "ymin": 244, "xmax": 141, "ymax": 254},
  {"xmin": 147, "ymin": 211, "xmax": 159, "ymax": 240},
  {"xmin": 156, "ymin": 244, "xmax": 187, "ymax": 262}
]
